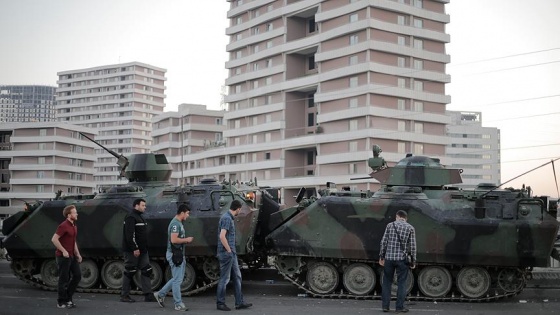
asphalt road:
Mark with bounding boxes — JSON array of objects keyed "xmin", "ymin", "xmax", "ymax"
[{"xmin": 0, "ymin": 259, "xmax": 559, "ymax": 315}]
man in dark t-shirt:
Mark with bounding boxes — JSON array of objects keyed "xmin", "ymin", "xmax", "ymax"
[{"xmin": 51, "ymin": 205, "xmax": 82, "ymax": 309}]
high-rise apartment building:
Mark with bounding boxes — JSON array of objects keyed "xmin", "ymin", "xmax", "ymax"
[
  {"xmin": 0, "ymin": 123, "xmax": 96, "ymax": 219},
  {"xmin": 215, "ymin": 0, "xmax": 451, "ymax": 202},
  {"xmin": 56, "ymin": 62, "xmax": 167, "ymax": 187},
  {"xmin": 151, "ymin": 104, "xmax": 225, "ymax": 186},
  {"xmin": 446, "ymin": 111, "xmax": 501, "ymax": 188},
  {"xmin": 0, "ymin": 85, "xmax": 56, "ymax": 122}
]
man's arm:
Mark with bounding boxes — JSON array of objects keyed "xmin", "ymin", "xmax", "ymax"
[
  {"xmin": 74, "ymin": 241, "xmax": 82, "ymax": 263},
  {"xmin": 171, "ymin": 232, "xmax": 193, "ymax": 245},
  {"xmin": 219, "ymin": 229, "xmax": 231, "ymax": 253},
  {"xmin": 51, "ymin": 233, "xmax": 69, "ymax": 258}
]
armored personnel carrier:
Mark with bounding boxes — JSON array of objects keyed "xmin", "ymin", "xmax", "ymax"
[
  {"xmin": 0, "ymin": 134, "xmax": 279, "ymax": 295},
  {"xmin": 265, "ymin": 146, "xmax": 559, "ymax": 301}
]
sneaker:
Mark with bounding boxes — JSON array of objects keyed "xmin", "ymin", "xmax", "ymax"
[
  {"xmin": 235, "ymin": 303, "xmax": 252, "ymax": 310},
  {"xmin": 174, "ymin": 303, "xmax": 188, "ymax": 311},
  {"xmin": 120, "ymin": 295, "xmax": 136, "ymax": 303},
  {"xmin": 154, "ymin": 292, "xmax": 165, "ymax": 308},
  {"xmin": 217, "ymin": 304, "xmax": 231, "ymax": 311},
  {"xmin": 396, "ymin": 308, "xmax": 409, "ymax": 313},
  {"xmin": 56, "ymin": 303, "xmax": 67, "ymax": 309},
  {"xmin": 66, "ymin": 301, "xmax": 76, "ymax": 308}
]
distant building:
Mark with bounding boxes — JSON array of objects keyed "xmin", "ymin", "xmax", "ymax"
[
  {"xmin": 151, "ymin": 104, "xmax": 226, "ymax": 186},
  {"xmin": 219, "ymin": 0, "xmax": 451, "ymax": 203},
  {"xmin": 55, "ymin": 62, "xmax": 167, "ymax": 187},
  {"xmin": 446, "ymin": 111, "xmax": 501, "ymax": 188},
  {"xmin": 0, "ymin": 85, "xmax": 56, "ymax": 122},
  {"xmin": 0, "ymin": 123, "xmax": 96, "ymax": 219}
]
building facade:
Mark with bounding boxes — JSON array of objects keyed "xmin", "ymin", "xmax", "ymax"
[
  {"xmin": 446, "ymin": 111, "xmax": 501, "ymax": 188},
  {"xmin": 56, "ymin": 62, "xmax": 167, "ymax": 187},
  {"xmin": 151, "ymin": 104, "xmax": 226, "ymax": 186},
  {"xmin": 0, "ymin": 123, "xmax": 96, "ymax": 219},
  {"xmin": 0, "ymin": 85, "xmax": 56, "ymax": 122},
  {"xmin": 215, "ymin": 0, "xmax": 451, "ymax": 202}
]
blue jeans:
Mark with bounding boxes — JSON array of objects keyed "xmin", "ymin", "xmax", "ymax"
[
  {"xmin": 157, "ymin": 251, "xmax": 185, "ymax": 306},
  {"xmin": 56, "ymin": 256, "xmax": 82, "ymax": 304},
  {"xmin": 381, "ymin": 259, "xmax": 408, "ymax": 311},
  {"xmin": 216, "ymin": 252, "xmax": 244, "ymax": 307}
]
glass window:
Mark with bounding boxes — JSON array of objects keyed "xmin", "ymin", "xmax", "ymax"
[
  {"xmin": 398, "ymin": 99, "xmax": 405, "ymax": 110},
  {"xmin": 349, "ymin": 141, "xmax": 358, "ymax": 152},
  {"xmin": 414, "ymin": 0, "xmax": 423, "ymax": 8},
  {"xmin": 39, "ymin": 129, "xmax": 47, "ymax": 136},
  {"xmin": 413, "ymin": 102, "xmax": 423, "ymax": 112},
  {"xmin": 38, "ymin": 157, "xmax": 45, "ymax": 164},
  {"xmin": 398, "ymin": 16, "xmax": 406, "ymax": 25},
  {"xmin": 398, "ymin": 120, "xmax": 406, "ymax": 131},
  {"xmin": 414, "ymin": 122, "xmax": 423, "ymax": 133},
  {"xmin": 398, "ymin": 36, "xmax": 406, "ymax": 46},
  {"xmin": 349, "ymin": 120, "xmax": 358, "ymax": 131},
  {"xmin": 348, "ymin": 163, "xmax": 358, "ymax": 175},
  {"xmin": 398, "ymin": 78, "xmax": 406, "ymax": 88},
  {"xmin": 414, "ymin": 143, "xmax": 424, "ymax": 155},
  {"xmin": 413, "ymin": 59, "xmax": 423, "ymax": 70},
  {"xmin": 398, "ymin": 57, "xmax": 405, "ymax": 67},
  {"xmin": 350, "ymin": 77, "xmax": 358, "ymax": 87},
  {"xmin": 349, "ymin": 55, "xmax": 358, "ymax": 65},
  {"xmin": 349, "ymin": 98, "xmax": 358, "ymax": 108},
  {"xmin": 413, "ymin": 19, "xmax": 423, "ymax": 28},
  {"xmin": 350, "ymin": 13, "xmax": 358, "ymax": 23},
  {"xmin": 414, "ymin": 81, "xmax": 423, "ymax": 91},
  {"xmin": 398, "ymin": 142, "xmax": 406, "ymax": 154},
  {"xmin": 350, "ymin": 35, "xmax": 359, "ymax": 45},
  {"xmin": 414, "ymin": 39, "xmax": 423, "ymax": 49}
]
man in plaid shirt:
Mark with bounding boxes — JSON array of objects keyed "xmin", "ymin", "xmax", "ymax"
[{"xmin": 379, "ymin": 210, "xmax": 416, "ymax": 313}]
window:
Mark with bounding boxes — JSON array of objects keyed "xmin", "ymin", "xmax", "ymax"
[
  {"xmin": 252, "ymin": 134, "xmax": 258, "ymax": 143},
  {"xmin": 307, "ymin": 151, "xmax": 314, "ymax": 165},
  {"xmin": 482, "ymin": 134, "xmax": 491, "ymax": 139},
  {"xmin": 252, "ymin": 27, "xmax": 259, "ymax": 35},
  {"xmin": 349, "ymin": 141, "xmax": 358, "ymax": 152},
  {"xmin": 350, "ymin": 13, "xmax": 358, "ymax": 23},
  {"xmin": 350, "ymin": 76, "xmax": 358, "ymax": 87},
  {"xmin": 266, "ymin": 77, "xmax": 272, "ymax": 85},
  {"xmin": 236, "ymin": 50, "xmax": 242, "ymax": 59},
  {"xmin": 483, "ymin": 154, "xmax": 491, "ymax": 159},
  {"xmin": 236, "ymin": 33, "xmax": 243, "ymax": 41},
  {"xmin": 38, "ymin": 157, "xmax": 45, "ymax": 164},
  {"xmin": 235, "ymin": 120, "xmax": 241, "ymax": 128},
  {"xmin": 308, "ymin": 113, "xmax": 314, "ymax": 127},
  {"xmin": 398, "ymin": 120, "xmax": 406, "ymax": 131},
  {"xmin": 414, "ymin": 143, "xmax": 424, "ymax": 155},
  {"xmin": 414, "ymin": 122, "xmax": 423, "ymax": 133},
  {"xmin": 36, "ymin": 185, "xmax": 44, "ymax": 193},
  {"xmin": 39, "ymin": 143, "xmax": 46, "ymax": 150},
  {"xmin": 414, "ymin": 81, "xmax": 423, "ymax": 91},
  {"xmin": 265, "ymin": 95, "xmax": 272, "ymax": 104},
  {"xmin": 349, "ymin": 120, "xmax": 358, "ymax": 131},
  {"xmin": 398, "ymin": 142, "xmax": 406, "ymax": 154},
  {"xmin": 236, "ymin": 17, "xmax": 242, "ymax": 25},
  {"xmin": 234, "ymin": 137, "xmax": 240, "ymax": 145},
  {"xmin": 398, "ymin": 36, "xmax": 406, "ymax": 46},
  {"xmin": 39, "ymin": 129, "xmax": 47, "ymax": 136},
  {"xmin": 414, "ymin": 0, "xmax": 423, "ymax": 8},
  {"xmin": 308, "ymin": 18, "xmax": 316, "ymax": 33},
  {"xmin": 350, "ymin": 34, "xmax": 359, "ymax": 45},
  {"xmin": 308, "ymin": 56, "xmax": 315, "ymax": 70},
  {"xmin": 265, "ymin": 152, "xmax": 271, "ymax": 160},
  {"xmin": 349, "ymin": 163, "xmax": 358, "ymax": 175},
  {"xmin": 253, "ymin": 80, "xmax": 259, "ymax": 88},
  {"xmin": 267, "ymin": 23, "xmax": 273, "ymax": 31},
  {"xmin": 252, "ymin": 116, "xmax": 258, "ymax": 125},
  {"xmin": 398, "ymin": 99, "xmax": 405, "ymax": 110},
  {"xmin": 398, "ymin": 78, "xmax": 406, "ymax": 88},
  {"xmin": 398, "ymin": 57, "xmax": 405, "ymax": 67},
  {"xmin": 413, "ymin": 102, "xmax": 423, "ymax": 112},
  {"xmin": 349, "ymin": 55, "xmax": 358, "ymax": 65},
  {"xmin": 266, "ymin": 41, "xmax": 273, "ymax": 48},
  {"xmin": 37, "ymin": 171, "xmax": 44, "ymax": 179},
  {"xmin": 413, "ymin": 19, "xmax": 423, "ymax": 28},
  {"xmin": 264, "ymin": 170, "xmax": 271, "ymax": 180},
  {"xmin": 253, "ymin": 45, "xmax": 259, "ymax": 53},
  {"xmin": 266, "ymin": 114, "xmax": 272, "ymax": 123},
  {"xmin": 483, "ymin": 164, "xmax": 491, "ymax": 170},
  {"xmin": 349, "ymin": 98, "xmax": 358, "ymax": 108},
  {"xmin": 397, "ymin": 16, "xmax": 406, "ymax": 25},
  {"xmin": 483, "ymin": 144, "xmax": 491, "ymax": 149},
  {"xmin": 413, "ymin": 59, "xmax": 423, "ymax": 70},
  {"xmin": 265, "ymin": 133, "xmax": 271, "ymax": 142},
  {"xmin": 252, "ymin": 153, "xmax": 257, "ymax": 162},
  {"xmin": 413, "ymin": 39, "xmax": 423, "ymax": 49},
  {"xmin": 266, "ymin": 59, "xmax": 272, "ymax": 67}
]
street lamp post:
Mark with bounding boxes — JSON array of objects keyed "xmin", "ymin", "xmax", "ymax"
[{"xmin": 180, "ymin": 115, "xmax": 184, "ymax": 187}]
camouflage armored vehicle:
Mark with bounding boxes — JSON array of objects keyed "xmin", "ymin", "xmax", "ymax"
[
  {"xmin": 265, "ymin": 146, "xmax": 560, "ymax": 301},
  {"xmin": 0, "ymin": 134, "xmax": 279, "ymax": 295}
]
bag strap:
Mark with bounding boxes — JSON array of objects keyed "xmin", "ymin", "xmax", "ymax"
[{"xmin": 392, "ymin": 222, "xmax": 407, "ymax": 255}]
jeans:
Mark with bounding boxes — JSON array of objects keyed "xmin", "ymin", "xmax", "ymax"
[
  {"xmin": 56, "ymin": 256, "xmax": 82, "ymax": 304},
  {"xmin": 157, "ymin": 251, "xmax": 185, "ymax": 306},
  {"xmin": 216, "ymin": 252, "xmax": 244, "ymax": 306},
  {"xmin": 381, "ymin": 259, "xmax": 408, "ymax": 310},
  {"xmin": 121, "ymin": 251, "xmax": 152, "ymax": 296}
]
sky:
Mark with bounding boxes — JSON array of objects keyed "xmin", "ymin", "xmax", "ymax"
[{"xmin": 1, "ymin": 0, "xmax": 560, "ymax": 198}]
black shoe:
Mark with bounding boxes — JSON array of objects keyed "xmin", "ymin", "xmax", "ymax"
[
  {"xmin": 382, "ymin": 308, "xmax": 389, "ymax": 313},
  {"xmin": 144, "ymin": 294, "xmax": 157, "ymax": 302},
  {"xmin": 120, "ymin": 295, "xmax": 136, "ymax": 303},
  {"xmin": 396, "ymin": 308, "xmax": 409, "ymax": 313},
  {"xmin": 217, "ymin": 304, "xmax": 231, "ymax": 311},
  {"xmin": 235, "ymin": 303, "xmax": 252, "ymax": 310},
  {"xmin": 66, "ymin": 301, "xmax": 76, "ymax": 308}
]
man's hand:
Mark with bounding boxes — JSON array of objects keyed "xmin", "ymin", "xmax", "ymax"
[
  {"xmin": 133, "ymin": 249, "xmax": 140, "ymax": 257},
  {"xmin": 62, "ymin": 250, "xmax": 69, "ymax": 258},
  {"xmin": 379, "ymin": 258, "xmax": 385, "ymax": 267},
  {"xmin": 76, "ymin": 254, "xmax": 83, "ymax": 263},
  {"xmin": 185, "ymin": 237, "xmax": 194, "ymax": 244}
]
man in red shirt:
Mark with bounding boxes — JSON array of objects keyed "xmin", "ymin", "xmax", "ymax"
[{"xmin": 51, "ymin": 205, "xmax": 82, "ymax": 309}]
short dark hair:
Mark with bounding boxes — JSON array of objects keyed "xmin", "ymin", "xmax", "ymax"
[
  {"xmin": 63, "ymin": 205, "xmax": 76, "ymax": 217},
  {"xmin": 177, "ymin": 203, "xmax": 190, "ymax": 215},
  {"xmin": 230, "ymin": 200, "xmax": 242, "ymax": 211},
  {"xmin": 133, "ymin": 198, "xmax": 146, "ymax": 208},
  {"xmin": 396, "ymin": 210, "xmax": 408, "ymax": 219}
]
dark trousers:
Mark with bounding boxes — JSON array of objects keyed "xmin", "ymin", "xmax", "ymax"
[
  {"xmin": 56, "ymin": 256, "xmax": 82, "ymax": 304},
  {"xmin": 121, "ymin": 251, "xmax": 152, "ymax": 296},
  {"xmin": 381, "ymin": 259, "xmax": 408, "ymax": 311}
]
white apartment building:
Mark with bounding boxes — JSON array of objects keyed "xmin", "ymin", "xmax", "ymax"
[
  {"xmin": 446, "ymin": 111, "xmax": 501, "ymax": 188},
  {"xmin": 151, "ymin": 104, "xmax": 226, "ymax": 186},
  {"xmin": 0, "ymin": 123, "xmax": 96, "ymax": 218},
  {"xmin": 217, "ymin": 0, "xmax": 451, "ymax": 202},
  {"xmin": 56, "ymin": 62, "xmax": 167, "ymax": 187}
]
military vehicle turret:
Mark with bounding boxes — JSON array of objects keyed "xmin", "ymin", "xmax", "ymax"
[
  {"xmin": 0, "ymin": 133, "xmax": 279, "ymax": 295},
  {"xmin": 265, "ymin": 145, "xmax": 559, "ymax": 301}
]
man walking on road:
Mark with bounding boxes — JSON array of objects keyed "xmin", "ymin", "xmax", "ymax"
[
  {"xmin": 51, "ymin": 204, "xmax": 82, "ymax": 309},
  {"xmin": 216, "ymin": 200, "xmax": 252, "ymax": 311},
  {"xmin": 379, "ymin": 210, "xmax": 416, "ymax": 313}
]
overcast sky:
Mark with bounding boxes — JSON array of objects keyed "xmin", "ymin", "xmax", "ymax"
[{"xmin": 1, "ymin": 0, "xmax": 560, "ymax": 198}]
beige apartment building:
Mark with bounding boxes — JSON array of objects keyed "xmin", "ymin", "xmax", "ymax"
[
  {"xmin": 221, "ymin": 0, "xmax": 451, "ymax": 201},
  {"xmin": 0, "ymin": 123, "xmax": 96, "ymax": 218},
  {"xmin": 56, "ymin": 62, "xmax": 167, "ymax": 187}
]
